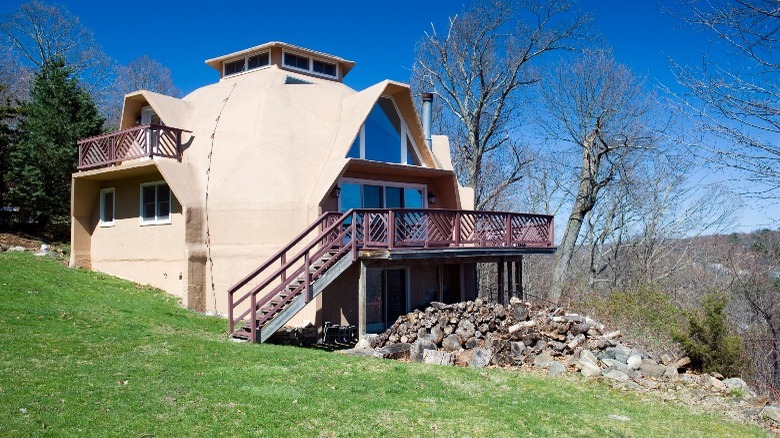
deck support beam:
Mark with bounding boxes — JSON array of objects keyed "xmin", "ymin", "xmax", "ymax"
[
  {"xmin": 507, "ymin": 261, "xmax": 514, "ymax": 301},
  {"xmin": 497, "ymin": 259, "xmax": 504, "ymax": 304},
  {"xmin": 358, "ymin": 260, "xmax": 367, "ymax": 341},
  {"xmin": 517, "ymin": 256, "xmax": 524, "ymax": 301}
]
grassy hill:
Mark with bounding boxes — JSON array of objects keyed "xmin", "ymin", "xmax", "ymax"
[{"xmin": 0, "ymin": 253, "xmax": 766, "ymax": 437}]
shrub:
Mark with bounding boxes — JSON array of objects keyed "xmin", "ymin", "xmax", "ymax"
[
  {"xmin": 672, "ymin": 293, "xmax": 749, "ymax": 377},
  {"xmin": 588, "ymin": 285, "xmax": 682, "ymax": 351}
]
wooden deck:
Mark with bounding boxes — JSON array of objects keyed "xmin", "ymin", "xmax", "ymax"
[
  {"xmin": 77, "ymin": 124, "xmax": 190, "ymax": 170},
  {"xmin": 228, "ymin": 208, "xmax": 555, "ymax": 342}
]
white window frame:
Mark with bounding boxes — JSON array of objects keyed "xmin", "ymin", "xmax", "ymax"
[
  {"xmin": 99, "ymin": 187, "xmax": 115, "ymax": 227},
  {"xmin": 349, "ymin": 96, "xmax": 425, "ymax": 166},
  {"xmin": 222, "ymin": 50, "xmax": 271, "ymax": 78},
  {"xmin": 281, "ymin": 49, "xmax": 339, "ymax": 80},
  {"xmin": 337, "ymin": 178, "xmax": 428, "ymax": 211},
  {"xmin": 139, "ymin": 181, "xmax": 172, "ymax": 226}
]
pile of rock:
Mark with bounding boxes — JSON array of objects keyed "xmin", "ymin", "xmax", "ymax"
[
  {"xmin": 358, "ymin": 298, "xmax": 780, "ymax": 430},
  {"xmin": 371, "ymin": 298, "xmax": 639, "ymax": 370}
]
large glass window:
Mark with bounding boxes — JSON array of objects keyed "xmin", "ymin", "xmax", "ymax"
[
  {"xmin": 140, "ymin": 182, "xmax": 171, "ymax": 225},
  {"xmin": 340, "ymin": 183, "xmax": 361, "ymax": 212},
  {"xmin": 99, "ymin": 188, "xmax": 115, "ymax": 227},
  {"xmin": 346, "ymin": 97, "xmax": 424, "ymax": 166},
  {"xmin": 338, "ymin": 180, "xmax": 426, "ymax": 212},
  {"xmin": 385, "ymin": 187, "xmax": 403, "ymax": 208},
  {"xmin": 363, "ymin": 185, "xmax": 383, "ymax": 209},
  {"xmin": 365, "ymin": 100, "xmax": 402, "ymax": 163},
  {"xmin": 404, "ymin": 187, "xmax": 424, "ymax": 208}
]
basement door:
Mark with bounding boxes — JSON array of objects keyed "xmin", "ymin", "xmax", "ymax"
[{"xmin": 366, "ymin": 268, "xmax": 409, "ymax": 333}]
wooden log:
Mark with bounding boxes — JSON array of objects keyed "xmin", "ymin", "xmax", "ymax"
[{"xmin": 422, "ymin": 349, "xmax": 454, "ymax": 365}]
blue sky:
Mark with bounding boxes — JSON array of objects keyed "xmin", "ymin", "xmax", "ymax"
[{"xmin": 1, "ymin": 0, "xmax": 776, "ymax": 231}]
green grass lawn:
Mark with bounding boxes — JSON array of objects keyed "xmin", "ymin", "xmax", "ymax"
[{"xmin": 0, "ymin": 253, "xmax": 767, "ymax": 437}]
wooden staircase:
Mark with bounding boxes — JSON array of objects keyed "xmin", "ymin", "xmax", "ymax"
[
  {"xmin": 230, "ymin": 250, "xmax": 353, "ymax": 342},
  {"xmin": 228, "ymin": 211, "xmax": 358, "ymax": 342},
  {"xmin": 227, "ymin": 208, "xmax": 555, "ymax": 343}
]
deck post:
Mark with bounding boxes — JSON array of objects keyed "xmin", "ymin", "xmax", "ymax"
[
  {"xmin": 388, "ymin": 210, "xmax": 395, "ymax": 249},
  {"xmin": 358, "ymin": 260, "xmax": 367, "ymax": 341},
  {"xmin": 497, "ymin": 260, "xmax": 504, "ymax": 304},
  {"xmin": 517, "ymin": 256, "xmax": 524, "ymax": 301},
  {"xmin": 459, "ymin": 263, "xmax": 466, "ymax": 302},
  {"xmin": 507, "ymin": 261, "xmax": 514, "ymax": 299},
  {"xmin": 454, "ymin": 211, "xmax": 461, "ymax": 246}
]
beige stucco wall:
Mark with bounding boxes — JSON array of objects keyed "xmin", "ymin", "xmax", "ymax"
[
  {"xmin": 89, "ymin": 173, "xmax": 187, "ymax": 296},
  {"xmin": 73, "ymin": 43, "xmax": 474, "ymax": 330}
]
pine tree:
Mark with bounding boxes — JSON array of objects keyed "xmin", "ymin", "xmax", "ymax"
[
  {"xmin": 7, "ymin": 57, "xmax": 103, "ymax": 224},
  {"xmin": 0, "ymin": 88, "xmax": 18, "ymax": 216}
]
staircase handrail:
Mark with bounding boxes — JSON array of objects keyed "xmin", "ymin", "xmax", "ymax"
[
  {"xmin": 227, "ymin": 210, "xmax": 353, "ymax": 335},
  {"xmin": 228, "ymin": 211, "xmax": 341, "ymax": 295}
]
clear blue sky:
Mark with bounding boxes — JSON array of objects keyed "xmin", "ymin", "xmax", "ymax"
[{"xmin": 1, "ymin": 0, "xmax": 775, "ymax": 231}]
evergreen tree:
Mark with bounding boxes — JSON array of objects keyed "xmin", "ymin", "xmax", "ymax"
[
  {"xmin": 0, "ymin": 88, "xmax": 18, "ymax": 216},
  {"xmin": 7, "ymin": 57, "xmax": 102, "ymax": 224}
]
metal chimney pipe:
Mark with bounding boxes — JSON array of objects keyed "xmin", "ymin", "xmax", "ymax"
[{"xmin": 421, "ymin": 92, "xmax": 433, "ymax": 149}]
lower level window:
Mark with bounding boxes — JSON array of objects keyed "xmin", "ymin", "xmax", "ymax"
[
  {"xmin": 99, "ymin": 188, "xmax": 115, "ymax": 226},
  {"xmin": 140, "ymin": 181, "xmax": 171, "ymax": 224}
]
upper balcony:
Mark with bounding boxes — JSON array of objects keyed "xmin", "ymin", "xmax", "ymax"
[{"xmin": 77, "ymin": 124, "xmax": 190, "ymax": 171}]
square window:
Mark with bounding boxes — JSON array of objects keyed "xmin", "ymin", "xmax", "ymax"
[
  {"xmin": 99, "ymin": 188, "xmax": 115, "ymax": 226},
  {"xmin": 140, "ymin": 182, "xmax": 172, "ymax": 225}
]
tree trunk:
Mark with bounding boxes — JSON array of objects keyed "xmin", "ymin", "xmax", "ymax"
[
  {"xmin": 550, "ymin": 131, "xmax": 601, "ymax": 301},
  {"xmin": 550, "ymin": 188, "xmax": 588, "ymax": 300}
]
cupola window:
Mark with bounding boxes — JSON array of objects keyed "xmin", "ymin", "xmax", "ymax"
[
  {"xmin": 223, "ymin": 51, "xmax": 270, "ymax": 77},
  {"xmin": 283, "ymin": 51, "xmax": 338, "ymax": 79}
]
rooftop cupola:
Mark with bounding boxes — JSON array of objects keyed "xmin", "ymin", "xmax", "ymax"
[{"xmin": 205, "ymin": 41, "xmax": 356, "ymax": 82}]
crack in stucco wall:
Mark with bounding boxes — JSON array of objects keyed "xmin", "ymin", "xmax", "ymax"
[{"xmin": 205, "ymin": 80, "xmax": 241, "ymax": 312}]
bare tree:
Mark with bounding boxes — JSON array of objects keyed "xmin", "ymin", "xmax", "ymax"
[
  {"xmin": 580, "ymin": 152, "xmax": 736, "ymax": 292},
  {"xmin": 0, "ymin": 1, "xmax": 114, "ymax": 96},
  {"xmin": 724, "ymin": 230, "xmax": 780, "ymax": 397},
  {"xmin": 670, "ymin": 0, "xmax": 780, "ymax": 196},
  {"xmin": 102, "ymin": 55, "xmax": 182, "ymax": 130},
  {"xmin": 413, "ymin": 0, "xmax": 589, "ymax": 210},
  {"xmin": 538, "ymin": 49, "xmax": 658, "ymax": 300},
  {"xmin": 0, "ymin": 44, "xmax": 31, "ymax": 104}
]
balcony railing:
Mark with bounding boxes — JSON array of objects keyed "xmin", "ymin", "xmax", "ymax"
[{"xmin": 77, "ymin": 124, "xmax": 190, "ymax": 170}]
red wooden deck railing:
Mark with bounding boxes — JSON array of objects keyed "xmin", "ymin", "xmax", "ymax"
[
  {"xmin": 227, "ymin": 208, "xmax": 554, "ymax": 340},
  {"xmin": 77, "ymin": 124, "xmax": 191, "ymax": 170}
]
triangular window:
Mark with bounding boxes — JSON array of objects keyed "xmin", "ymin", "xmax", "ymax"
[{"xmin": 346, "ymin": 96, "xmax": 424, "ymax": 166}]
